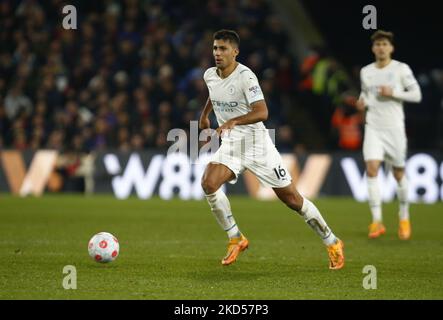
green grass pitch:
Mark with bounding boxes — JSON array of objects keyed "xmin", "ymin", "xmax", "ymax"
[{"xmin": 0, "ymin": 194, "xmax": 442, "ymax": 299}]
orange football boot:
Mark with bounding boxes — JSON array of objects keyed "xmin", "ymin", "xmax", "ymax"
[
  {"xmin": 368, "ymin": 222, "xmax": 386, "ymax": 239},
  {"xmin": 398, "ymin": 219, "xmax": 411, "ymax": 240},
  {"xmin": 221, "ymin": 234, "xmax": 249, "ymax": 266},
  {"xmin": 327, "ymin": 239, "xmax": 345, "ymax": 270}
]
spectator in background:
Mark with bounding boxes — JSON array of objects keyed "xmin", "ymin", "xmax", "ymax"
[
  {"xmin": 4, "ymin": 84, "xmax": 33, "ymax": 120},
  {"xmin": 331, "ymin": 93, "xmax": 363, "ymax": 150}
]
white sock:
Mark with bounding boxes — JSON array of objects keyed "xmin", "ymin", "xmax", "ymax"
[
  {"xmin": 205, "ymin": 188, "xmax": 241, "ymax": 239},
  {"xmin": 397, "ymin": 176, "xmax": 409, "ymax": 220},
  {"xmin": 300, "ymin": 198, "xmax": 337, "ymax": 246},
  {"xmin": 367, "ymin": 177, "xmax": 382, "ymax": 223}
]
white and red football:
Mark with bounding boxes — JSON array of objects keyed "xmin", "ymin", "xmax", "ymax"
[{"xmin": 88, "ymin": 232, "xmax": 119, "ymax": 263}]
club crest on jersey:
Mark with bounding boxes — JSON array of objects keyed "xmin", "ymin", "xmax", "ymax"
[{"xmin": 228, "ymin": 85, "xmax": 236, "ymax": 95}]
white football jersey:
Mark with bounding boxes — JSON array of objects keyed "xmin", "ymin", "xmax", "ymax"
[
  {"xmin": 204, "ymin": 63, "xmax": 267, "ymax": 142},
  {"xmin": 360, "ymin": 59, "xmax": 419, "ymax": 128}
]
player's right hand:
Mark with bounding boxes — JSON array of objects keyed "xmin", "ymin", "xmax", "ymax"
[
  {"xmin": 355, "ymin": 98, "xmax": 365, "ymax": 111},
  {"xmin": 199, "ymin": 117, "xmax": 210, "ymax": 130}
]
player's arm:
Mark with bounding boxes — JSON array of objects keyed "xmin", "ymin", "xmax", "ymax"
[
  {"xmin": 391, "ymin": 66, "xmax": 422, "ymax": 102},
  {"xmin": 199, "ymin": 98, "xmax": 213, "ymax": 129},
  {"xmin": 391, "ymin": 83, "xmax": 422, "ymax": 103},
  {"xmin": 216, "ymin": 100, "xmax": 268, "ymax": 135},
  {"xmin": 379, "ymin": 84, "xmax": 422, "ymax": 102},
  {"xmin": 356, "ymin": 69, "xmax": 368, "ymax": 111},
  {"xmin": 379, "ymin": 64, "xmax": 422, "ymax": 103},
  {"xmin": 233, "ymin": 99, "xmax": 268, "ymax": 125}
]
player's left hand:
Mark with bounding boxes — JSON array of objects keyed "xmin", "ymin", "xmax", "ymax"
[
  {"xmin": 216, "ymin": 119, "xmax": 237, "ymax": 137},
  {"xmin": 379, "ymin": 85, "xmax": 393, "ymax": 97}
]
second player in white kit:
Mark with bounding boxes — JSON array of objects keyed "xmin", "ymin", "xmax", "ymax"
[
  {"xmin": 360, "ymin": 60, "xmax": 420, "ymax": 167},
  {"xmin": 199, "ymin": 29, "xmax": 344, "ymax": 269},
  {"xmin": 357, "ymin": 30, "xmax": 422, "ymax": 240}
]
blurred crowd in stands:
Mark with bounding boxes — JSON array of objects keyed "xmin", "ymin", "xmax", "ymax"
[
  {"xmin": 0, "ymin": 0, "xmax": 297, "ymax": 156},
  {"xmin": 1, "ymin": 0, "xmax": 442, "ymax": 161}
]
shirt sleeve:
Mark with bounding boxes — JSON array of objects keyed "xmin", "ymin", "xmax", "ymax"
[
  {"xmin": 400, "ymin": 63, "xmax": 418, "ymax": 89},
  {"xmin": 392, "ymin": 83, "xmax": 422, "ymax": 103},
  {"xmin": 203, "ymin": 68, "xmax": 209, "ymax": 83},
  {"xmin": 241, "ymin": 70, "xmax": 265, "ymax": 105},
  {"xmin": 203, "ymin": 68, "xmax": 212, "ymax": 95},
  {"xmin": 359, "ymin": 69, "xmax": 368, "ymax": 101},
  {"xmin": 392, "ymin": 64, "xmax": 422, "ymax": 103}
]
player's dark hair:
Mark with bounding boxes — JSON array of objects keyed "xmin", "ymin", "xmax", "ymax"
[
  {"xmin": 213, "ymin": 29, "xmax": 240, "ymax": 48},
  {"xmin": 371, "ymin": 30, "xmax": 394, "ymax": 45}
]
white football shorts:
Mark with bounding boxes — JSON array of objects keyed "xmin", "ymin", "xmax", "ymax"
[
  {"xmin": 209, "ymin": 132, "xmax": 292, "ymax": 188},
  {"xmin": 363, "ymin": 125, "xmax": 407, "ymax": 167}
]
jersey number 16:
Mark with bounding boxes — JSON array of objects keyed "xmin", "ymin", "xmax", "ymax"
[{"xmin": 273, "ymin": 165, "xmax": 287, "ymax": 180}]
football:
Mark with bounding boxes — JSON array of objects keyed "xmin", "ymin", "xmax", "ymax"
[{"xmin": 88, "ymin": 232, "xmax": 120, "ymax": 263}]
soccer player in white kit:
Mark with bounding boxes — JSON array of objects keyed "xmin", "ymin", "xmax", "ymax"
[
  {"xmin": 356, "ymin": 30, "xmax": 422, "ymax": 240},
  {"xmin": 199, "ymin": 30, "xmax": 344, "ymax": 269}
]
